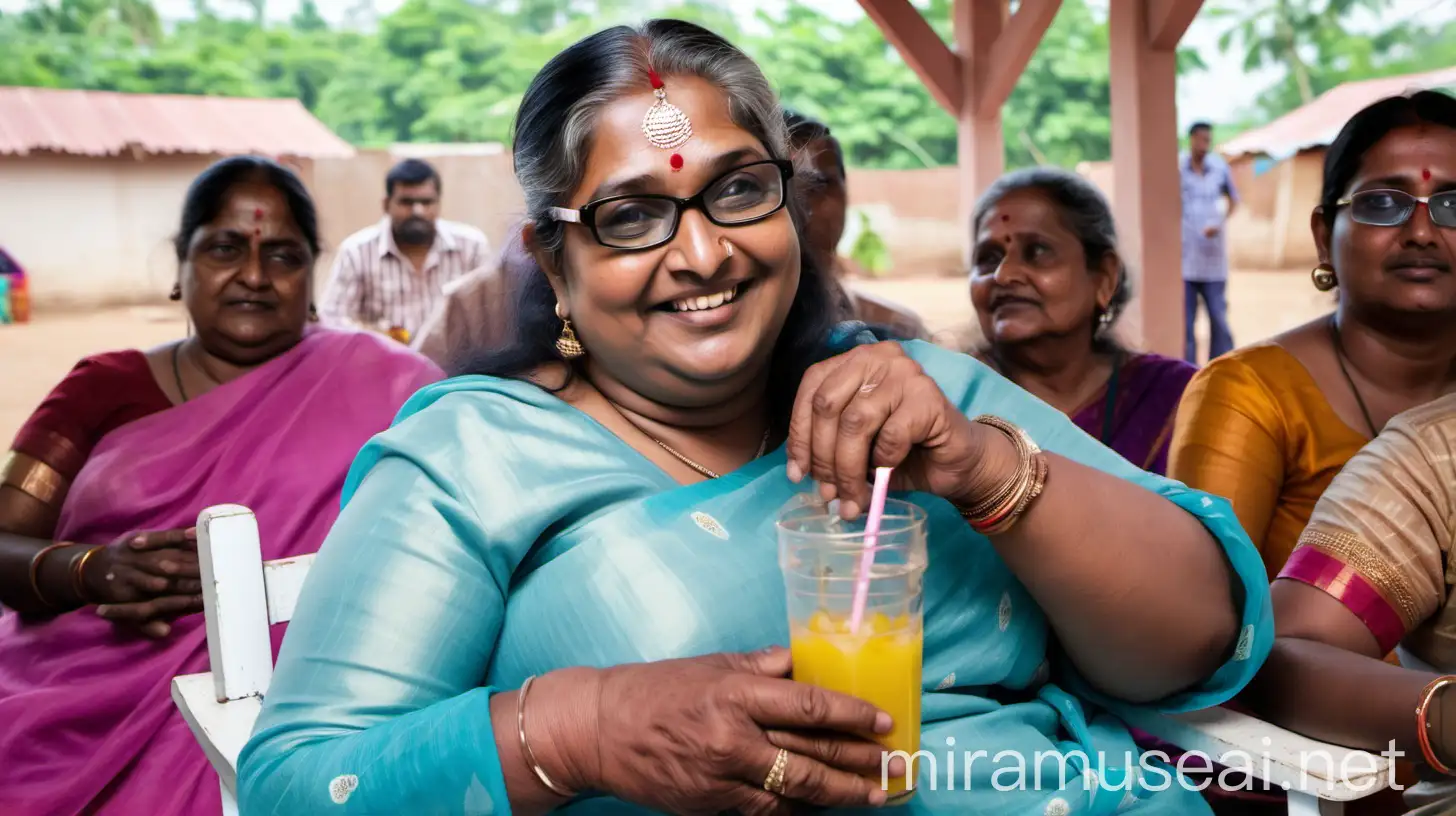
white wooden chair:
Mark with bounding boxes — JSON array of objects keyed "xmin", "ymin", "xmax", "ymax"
[
  {"xmin": 1123, "ymin": 706, "xmax": 1390, "ymax": 814},
  {"xmin": 169, "ymin": 504, "xmax": 315, "ymax": 816},
  {"xmin": 169, "ymin": 504, "xmax": 1392, "ymax": 815}
]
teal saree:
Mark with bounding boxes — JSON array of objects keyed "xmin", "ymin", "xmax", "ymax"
[{"xmin": 239, "ymin": 340, "xmax": 1272, "ymax": 815}]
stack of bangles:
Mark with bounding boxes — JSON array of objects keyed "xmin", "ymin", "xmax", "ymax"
[
  {"xmin": 1416, "ymin": 676, "xmax": 1456, "ymax": 776},
  {"xmin": 954, "ymin": 415, "xmax": 1048, "ymax": 536},
  {"xmin": 26, "ymin": 542, "xmax": 102, "ymax": 609}
]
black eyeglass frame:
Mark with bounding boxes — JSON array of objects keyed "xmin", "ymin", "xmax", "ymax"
[
  {"xmin": 547, "ymin": 159, "xmax": 796, "ymax": 250},
  {"xmin": 1334, "ymin": 188, "xmax": 1456, "ymax": 228}
]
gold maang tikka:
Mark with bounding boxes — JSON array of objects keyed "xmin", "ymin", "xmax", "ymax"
[{"xmin": 642, "ymin": 69, "xmax": 692, "ymax": 170}]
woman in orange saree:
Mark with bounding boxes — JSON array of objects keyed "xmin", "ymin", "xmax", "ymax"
[{"xmin": 1170, "ymin": 90, "xmax": 1456, "ymax": 580}]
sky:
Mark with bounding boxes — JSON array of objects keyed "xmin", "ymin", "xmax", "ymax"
[{"xmin": 3, "ymin": 0, "xmax": 1451, "ymax": 128}]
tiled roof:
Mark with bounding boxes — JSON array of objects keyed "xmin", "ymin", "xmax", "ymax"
[
  {"xmin": 0, "ymin": 86, "xmax": 355, "ymax": 159},
  {"xmin": 1220, "ymin": 67, "xmax": 1456, "ymax": 160}
]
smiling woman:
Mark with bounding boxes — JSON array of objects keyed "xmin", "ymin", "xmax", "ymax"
[
  {"xmin": 238, "ymin": 20, "xmax": 1273, "ymax": 816},
  {"xmin": 968, "ymin": 167, "xmax": 1198, "ymax": 476},
  {"xmin": 0, "ymin": 156, "xmax": 442, "ymax": 815}
]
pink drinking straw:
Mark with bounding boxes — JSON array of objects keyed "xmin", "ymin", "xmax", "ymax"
[{"xmin": 849, "ymin": 466, "xmax": 894, "ymax": 635}]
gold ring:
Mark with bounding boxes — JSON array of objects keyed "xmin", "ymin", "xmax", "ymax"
[{"xmin": 763, "ymin": 747, "xmax": 789, "ymax": 794}]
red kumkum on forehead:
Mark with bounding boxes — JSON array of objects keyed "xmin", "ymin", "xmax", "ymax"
[
  {"xmin": 254, "ymin": 208, "xmax": 265, "ymax": 220},
  {"xmin": 1423, "ymin": 169, "xmax": 1432, "ymax": 181}
]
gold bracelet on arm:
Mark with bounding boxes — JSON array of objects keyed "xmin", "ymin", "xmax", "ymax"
[
  {"xmin": 1, "ymin": 450, "xmax": 69, "ymax": 508},
  {"xmin": 517, "ymin": 674, "xmax": 579, "ymax": 798},
  {"xmin": 954, "ymin": 416, "xmax": 1048, "ymax": 536},
  {"xmin": 27, "ymin": 542, "xmax": 75, "ymax": 609},
  {"xmin": 69, "ymin": 546, "xmax": 103, "ymax": 604},
  {"xmin": 1417, "ymin": 676, "xmax": 1456, "ymax": 776}
]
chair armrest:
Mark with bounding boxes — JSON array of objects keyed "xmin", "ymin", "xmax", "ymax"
[
  {"xmin": 170, "ymin": 672, "xmax": 261, "ymax": 798},
  {"xmin": 1119, "ymin": 707, "xmax": 1392, "ymax": 802}
]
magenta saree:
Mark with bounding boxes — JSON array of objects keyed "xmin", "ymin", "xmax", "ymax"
[{"xmin": 0, "ymin": 329, "xmax": 440, "ymax": 816}]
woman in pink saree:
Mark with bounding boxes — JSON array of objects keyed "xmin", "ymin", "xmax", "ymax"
[{"xmin": 0, "ymin": 156, "xmax": 441, "ymax": 815}]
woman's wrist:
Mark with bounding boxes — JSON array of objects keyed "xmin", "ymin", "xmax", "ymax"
[
  {"xmin": 944, "ymin": 420, "xmax": 1021, "ymax": 510},
  {"xmin": 522, "ymin": 667, "xmax": 605, "ymax": 796},
  {"xmin": 31, "ymin": 541, "xmax": 89, "ymax": 609},
  {"xmin": 1429, "ymin": 680, "xmax": 1456, "ymax": 772}
]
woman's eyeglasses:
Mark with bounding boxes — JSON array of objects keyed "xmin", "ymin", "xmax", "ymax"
[
  {"xmin": 548, "ymin": 159, "xmax": 794, "ymax": 250},
  {"xmin": 1336, "ymin": 189, "xmax": 1456, "ymax": 228}
]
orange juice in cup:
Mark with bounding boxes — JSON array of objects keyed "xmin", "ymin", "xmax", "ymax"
[{"xmin": 778, "ymin": 498, "xmax": 927, "ymax": 802}]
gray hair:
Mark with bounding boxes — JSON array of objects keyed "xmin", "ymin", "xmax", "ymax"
[
  {"xmin": 512, "ymin": 19, "xmax": 792, "ymax": 259},
  {"xmin": 465, "ymin": 19, "xmax": 846, "ymax": 429}
]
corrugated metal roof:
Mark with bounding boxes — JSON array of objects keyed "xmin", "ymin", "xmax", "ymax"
[
  {"xmin": 1220, "ymin": 67, "xmax": 1456, "ymax": 161},
  {"xmin": 0, "ymin": 86, "xmax": 356, "ymax": 159}
]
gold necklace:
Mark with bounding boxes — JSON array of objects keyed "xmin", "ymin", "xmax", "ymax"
[
  {"xmin": 612, "ymin": 405, "xmax": 770, "ymax": 479},
  {"xmin": 650, "ymin": 430, "xmax": 771, "ymax": 479}
]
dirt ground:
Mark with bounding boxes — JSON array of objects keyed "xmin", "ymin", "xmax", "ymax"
[{"xmin": 0, "ymin": 270, "xmax": 1330, "ymax": 444}]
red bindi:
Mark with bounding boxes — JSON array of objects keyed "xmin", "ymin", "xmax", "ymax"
[
  {"xmin": 1423, "ymin": 169, "xmax": 1432, "ymax": 181},
  {"xmin": 669, "ymin": 153, "xmax": 684, "ymax": 171},
  {"xmin": 1001, "ymin": 214, "xmax": 1010, "ymax": 222},
  {"xmin": 253, "ymin": 208, "xmax": 264, "ymax": 220}
]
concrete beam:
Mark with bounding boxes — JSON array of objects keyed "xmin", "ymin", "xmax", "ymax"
[
  {"xmin": 977, "ymin": 0, "xmax": 1063, "ymax": 118},
  {"xmin": 1146, "ymin": 0, "xmax": 1205, "ymax": 51}
]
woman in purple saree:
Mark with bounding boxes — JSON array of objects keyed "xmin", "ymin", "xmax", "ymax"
[
  {"xmin": 967, "ymin": 167, "xmax": 1196, "ymax": 475},
  {"xmin": 0, "ymin": 157, "xmax": 440, "ymax": 815}
]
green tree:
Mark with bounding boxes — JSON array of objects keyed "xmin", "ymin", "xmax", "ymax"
[
  {"xmin": 1208, "ymin": 0, "xmax": 1396, "ymax": 114},
  {"xmin": 9, "ymin": 0, "xmax": 1406, "ymax": 172}
]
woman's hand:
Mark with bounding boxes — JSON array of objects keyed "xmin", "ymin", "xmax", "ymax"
[
  {"xmin": 84, "ymin": 528, "xmax": 203, "ymax": 638},
  {"xmin": 787, "ymin": 342, "xmax": 1003, "ymax": 517},
  {"xmin": 564, "ymin": 647, "xmax": 901, "ymax": 815}
]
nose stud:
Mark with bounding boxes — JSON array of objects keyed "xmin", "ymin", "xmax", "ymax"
[{"xmin": 721, "ymin": 237, "xmax": 735, "ymax": 259}]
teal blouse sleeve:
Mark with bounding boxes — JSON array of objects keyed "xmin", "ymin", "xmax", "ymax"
[
  {"xmin": 237, "ymin": 385, "xmax": 522, "ymax": 815},
  {"xmin": 902, "ymin": 340, "xmax": 1274, "ymax": 712}
]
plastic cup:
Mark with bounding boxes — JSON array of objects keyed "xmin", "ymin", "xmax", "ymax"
[{"xmin": 777, "ymin": 498, "xmax": 928, "ymax": 802}]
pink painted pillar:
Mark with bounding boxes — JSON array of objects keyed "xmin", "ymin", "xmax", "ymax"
[
  {"xmin": 1108, "ymin": 0, "xmax": 1184, "ymax": 358},
  {"xmin": 954, "ymin": 0, "xmax": 1007, "ymax": 265}
]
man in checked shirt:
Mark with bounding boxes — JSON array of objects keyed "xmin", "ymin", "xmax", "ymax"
[
  {"xmin": 319, "ymin": 158, "xmax": 490, "ymax": 343},
  {"xmin": 1181, "ymin": 121, "xmax": 1240, "ymax": 364}
]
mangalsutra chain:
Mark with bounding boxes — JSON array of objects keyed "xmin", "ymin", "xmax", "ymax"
[{"xmin": 650, "ymin": 430, "xmax": 770, "ymax": 480}]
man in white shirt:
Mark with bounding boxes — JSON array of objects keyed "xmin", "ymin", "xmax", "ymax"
[
  {"xmin": 319, "ymin": 158, "xmax": 490, "ymax": 342},
  {"xmin": 1180, "ymin": 122, "xmax": 1240, "ymax": 363}
]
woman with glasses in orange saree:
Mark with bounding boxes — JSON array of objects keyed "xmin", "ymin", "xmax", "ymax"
[{"xmin": 1170, "ymin": 90, "xmax": 1456, "ymax": 581}]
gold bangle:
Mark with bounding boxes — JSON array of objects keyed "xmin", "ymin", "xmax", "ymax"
[
  {"xmin": 1417, "ymin": 676, "xmax": 1456, "ymax": 776},
  {"xmin": 981, "ymin": 453, "xmax": 1049, "ymax": 536},
  {"xmin": 955, "ymin": 416, "xmax": 1047, "ymax": 535},
  {"xmin": 70, "ymin": 546, "xmax": 102, "ymax": 604},
  {"xmin": 27, "ymin": 542, "xmax": 74, "ymax": 609},
  {"xmin": 955, "ymin": 417, "xmax": 1032, "ymax": 519},
  {"xmin": 517, "ymin": 675, "xmax": 578, "ymax": 798}
]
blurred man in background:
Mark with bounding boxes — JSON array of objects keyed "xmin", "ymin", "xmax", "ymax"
[
  {"xmin": 319, "ymin": 158, "xmax": 490, "ymax": 343},
  {"xmin": 1180, "ymin": 121, "xmax": 1240, "ymax": 364}
]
